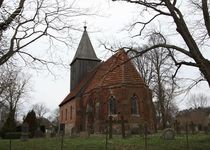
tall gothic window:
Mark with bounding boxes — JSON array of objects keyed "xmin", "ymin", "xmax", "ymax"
[
  {"xmin": 65, "ymin": 109, "xmax": 67, "ymax": 121},
  {"xmin": 70, "ymin": 106, "xmax": 73, "ymax": 120},
  {"xmin": 109, "ymin": 96, "xmax": 117, "ymax": 115},
  {"xmin": 95, "ymin": 102, "xmax": 100, "ymax": 119},
  {"xmin": 131, "ymin": 94, "xmax": 139, "ymax": 115}
]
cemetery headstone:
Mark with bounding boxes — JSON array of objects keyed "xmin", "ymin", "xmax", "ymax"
[
  {"xmin": 162, "ymin": 128, "xmax": 175, "ymax": 140},
  {"xmin": 79, "ymin": 131, "xmax": 89, "ymax": 138},
  {"xmin": 195, "ymin": 125, "xmax": 199, "ymax": 132}
]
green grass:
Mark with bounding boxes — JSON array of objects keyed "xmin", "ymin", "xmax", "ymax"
[{"xmin": 0, "ymin": 134, "xmax": 209, "ymax": 150}]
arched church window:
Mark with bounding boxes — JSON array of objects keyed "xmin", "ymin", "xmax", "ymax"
[
  {"xmin": 65, "ymin": 109, "xmax": 67, "ymax": 121},
  {"xmin": 70, "ymin": 106, "xmax": 73, "ymax": 120},
  {"xmin": 86, "ymin": 103, "xmax": 93, "ymax": 113},
  {"xmin": 109, "ymin": 96, "xmax": 117, "ymax": 115},
  {"xmin": 95, "ymin": 102, "xmax": 100, "ymax": 119},
  {"xmin": 131, "ymin": 94, "xmax": 139, "ymax": 115}
]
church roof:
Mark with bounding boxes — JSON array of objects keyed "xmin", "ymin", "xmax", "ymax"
[
  {"xmin": 85, "ymin": 49, "xmax": 144, "ymax": 92},
  {"xmin": 71, "ymin": 27, "xmax": 100, "ymax": 64},
  {"xmin": 59, "ymin": 49, "xmax": 145, "ymax": 107}
]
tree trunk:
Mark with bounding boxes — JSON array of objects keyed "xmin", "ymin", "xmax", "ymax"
[
  {"xmin": 158, "ymin": 81, "xmax": 166, "ymax": 129},
  {"xmin": 197, "ymin": 58, "xmax": 210, "ymax": 86},
  {"xmin": 165, "ymin": 0, "xmax": 210, "ymax": 86}
]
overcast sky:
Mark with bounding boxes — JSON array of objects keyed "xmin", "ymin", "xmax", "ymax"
[{"xmin": 23, "ymin": 0, "xmax": 210, "ymax": 116}]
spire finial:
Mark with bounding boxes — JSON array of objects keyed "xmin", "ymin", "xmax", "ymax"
[{"xmin": 84, "ymin": 21, "xmax": 87, "ymax": 31}]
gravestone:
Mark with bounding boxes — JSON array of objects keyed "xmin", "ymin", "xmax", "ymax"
[
  {"xmin": 195, "ymin": 125, "xmax": 199, "ymax": 132},
  {"xmin": 162, "ymin": 128, "xmax": 175, "ymax": 140},
  {"xmin": 79, "ymin": 131, "xmax": 89, "ymax": 138},
  {"xmin": 21, "ymin": 122, "xmax": 29, "ymax": 141}
]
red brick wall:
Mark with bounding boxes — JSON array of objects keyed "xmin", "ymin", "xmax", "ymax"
[
  {"xmin": 78, "ymin": 83, "xmax": 156, "ymax": 132},
  {"xmin": 60, "ymin": 83, "xmax": 156, "ymax": 133}
]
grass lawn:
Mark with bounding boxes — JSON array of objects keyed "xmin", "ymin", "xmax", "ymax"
[{"xmin": 0, "ymin": 133, "xmax": 209, "ymax": 150}]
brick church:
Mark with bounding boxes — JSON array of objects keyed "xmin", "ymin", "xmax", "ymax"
[{"xmin": 59, "ymin": 26, "xmax": 156, "ymax": 134}]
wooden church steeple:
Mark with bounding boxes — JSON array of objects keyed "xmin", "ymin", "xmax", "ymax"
[{"xmin": 70, "ymin": 26, "xmax": 101, "ymax": 91}]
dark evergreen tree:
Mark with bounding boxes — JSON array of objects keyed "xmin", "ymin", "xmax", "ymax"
[
  {"xmin": 24, "ymin": 110, "xmax": 38, "ymax": 138},
  {"xmin": 0, "ymin": 110, "xmax": 16, "ymax": 138}
]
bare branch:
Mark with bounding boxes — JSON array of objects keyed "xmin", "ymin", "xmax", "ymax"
[
  {"xmin": 202, "ymin": 0, "xmax": 210, "ymax": 36},
  {"xmin": 127, "ymin": 43, "xmax": 192, "ymax": 58},
  {"xmin": 0, "ymin": 0, "xmax": 26, "ymax": 31},
  {"xmin": 130, "ymin": 13, "xmax": 162, "ymax": 36},
  {"xmin": 113, "ymin": 0, "xmax": 210, "ymax": 86},
  {"xmin": 0, "ymin": 0, "xmax": 96, "ymax": 69},
  {"xmin": 0, "ymin": 0, "xmax": 4, "ymax": 8}
]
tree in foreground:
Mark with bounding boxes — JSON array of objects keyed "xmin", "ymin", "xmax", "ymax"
[
  {"xmin": 0, "ymin": 0, "xmax": 92, "ymax": 66},
  {"xmin": 113, "ymin": 0, "xmax": 210, "ymax": 86}
]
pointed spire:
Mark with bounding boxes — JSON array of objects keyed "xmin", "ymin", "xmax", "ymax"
[{"xmin": 71, "ymin": 26, "xmax": 100, "ymax": 64}]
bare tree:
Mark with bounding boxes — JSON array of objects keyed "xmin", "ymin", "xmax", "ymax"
[
  {"xmin": 47, "ymin": 108, "xmax": 59, "ymax": 133},
  {"xmin": 112, "ymin": 0, "xmax": 210, "ymax": 86},
  {"xmin": 0, "ymin": 0, "xmax": 92, "ymax": 66},
  {"xmin": 51, "ymin": 108, "xmax": 59, "ymax": 123},
  {"xmin": 32, "ymin": 103, "xmax": 49, "ymax": 118},
  {"xmin": 132, "ymin": 34, "xmax": 180, "ymax": 128},
  {"xmin": 188, "ymin": 93, "xmax": 208, "ymax": 109},
  {"xmin": 0, "ymin": 65, "xmax": 29, "ymax": 131},
  {"xmin": 132, "ymin": 48, "xmax": 154, "ymax": 86}
]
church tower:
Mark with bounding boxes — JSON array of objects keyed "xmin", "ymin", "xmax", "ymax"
[{"xmin": 70, "ymin": 26, "xmax": 101, "ymax": 91}]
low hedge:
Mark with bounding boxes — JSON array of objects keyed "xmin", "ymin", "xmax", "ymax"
[{"xmin": 4, "ymin": 132, "xmax": 22, "ymax": 139}]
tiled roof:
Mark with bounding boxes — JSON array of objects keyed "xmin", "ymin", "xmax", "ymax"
[
  {"xmin": 59, "ymin": 49, "xmax": 145, "ymax": 106},
  {"xmin": 85, "ymin": 49, "xmax": 144, "ymax": 92}
]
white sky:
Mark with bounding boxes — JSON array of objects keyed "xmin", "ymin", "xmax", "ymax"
[{"xmin": 22, "ymin": 0, "xmax": 210, "ymax": 115}]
